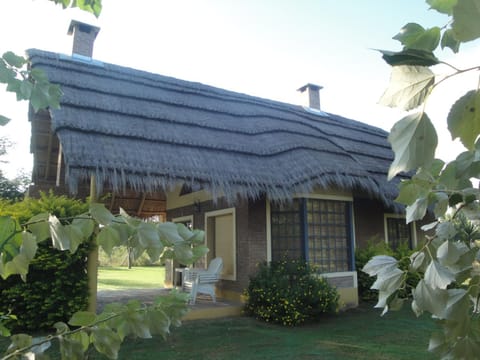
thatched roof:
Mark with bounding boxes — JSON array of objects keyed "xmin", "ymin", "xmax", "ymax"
[{"xmin": 28, "ymin": 49, "xmax": 400, "ymax": 208}]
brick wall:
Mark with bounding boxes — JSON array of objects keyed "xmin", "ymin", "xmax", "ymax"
[
  {"xmin": 353, "ymin": 197, "xmax": 386, "ymax": 248},
  {"xmin": 167, "ymin": 197, "xmax": 267, "ymax": 294}
]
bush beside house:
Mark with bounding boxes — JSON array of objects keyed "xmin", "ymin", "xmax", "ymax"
[
  {"xmin": 244, "ymin": 260, "xmax": 339, "ymax": 326},
  {"xmin": 0, "ymin": 192, "xmax": 91, "ymax": 331}
]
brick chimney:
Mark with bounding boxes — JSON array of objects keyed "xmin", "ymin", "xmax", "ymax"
[
  {"xmin": 67, "ymin": 20, "xmax": 100, "ymax": 57},
  {"xmin": 297, "ymin": 83, "xmax": 323, "ymax": 110}
]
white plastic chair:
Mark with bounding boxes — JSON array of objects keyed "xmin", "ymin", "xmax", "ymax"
[{"xmin": 182, "ymin": 257, "xmax": 223, "ymax": 304}]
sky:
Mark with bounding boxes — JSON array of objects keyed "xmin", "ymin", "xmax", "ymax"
[{"xmin": 1, "ymin": 0, "xmax": 479, "ymax": 178}]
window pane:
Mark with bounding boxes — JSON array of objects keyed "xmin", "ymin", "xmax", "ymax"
[
  {"xmin": 271, "ymin": 200, "xmax": 303, "ymax": 260},
  {"xmin": 306, "ymin": 199, "xmax": 350, "ymax": 272},
  {"xmin": 386, "ymin": 217, "xmax": 412, "ymax": 250}
]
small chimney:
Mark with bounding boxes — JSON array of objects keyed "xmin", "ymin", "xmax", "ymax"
[
  {"xmin": 67, "ymin": 20, "xmax": 100, "ymax": 58},
  {"xmin": 297, "ymin": 83, "xmax": 323, "ymax": 110}
]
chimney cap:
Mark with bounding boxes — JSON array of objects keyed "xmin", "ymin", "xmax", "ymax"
[
  {"xmin": 297, "ymin": 83, "xmax": 323, "ymax": 93},
  {"xmin": 67, "ymin": 19, "xmax": 100, "ymax": 37}
]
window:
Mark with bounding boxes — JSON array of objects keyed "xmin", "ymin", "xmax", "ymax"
[
  {"xmin": 271, "ymin": 198, "xmax": 354, "ymax": 273},
  {"xmin": 205, "ymin": 208, "xmax": 236, "ymax": 280},
  {"xmin": 385, "ymin": 215, "xmax": 414, "ymax": 250}
]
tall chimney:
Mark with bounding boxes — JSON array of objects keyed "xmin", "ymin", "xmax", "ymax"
[
  {"xmin": 67, "ymin": 20, "xmax": 100, "ymax": 58},
  {"xmin": 297, "ymin": 83, "xmax": 323, "ymax": 110}
]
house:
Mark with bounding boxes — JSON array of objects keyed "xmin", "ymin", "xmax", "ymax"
[{"xmin": 27, "ymin": 21, "xmax": 420, "ymax": 307}]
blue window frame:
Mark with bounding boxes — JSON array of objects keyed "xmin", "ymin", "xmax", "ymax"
[{"xmin": 271, "ymin": 198, "xmax": 354, "ymax": 272}]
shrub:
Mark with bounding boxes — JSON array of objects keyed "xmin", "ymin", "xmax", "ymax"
[
  {"xmin": 356, "ymin": 238, "xmax": 419, "ymax": 303},
  {"xmin": 0, "ymin": 191, "xmax": 90, "ymax": 331},
  {"xmin": 244, "ymin": 260, "xmax": 339, "ymax": 326}
]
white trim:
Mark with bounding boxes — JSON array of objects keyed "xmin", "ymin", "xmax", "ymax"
[
  {"xmin": 204, "ymin": 207, "xmax": 236, "ymax": 281},
  {"xmin": 319, "ymin": 271, "xmax": 358, "ymax": 288},
  {"xmin": 294, "ymin": 193, "xmax": 353, "ymax": 202},
  {"xmin": 266, "ymin": 199, "xmax": 272, "ymax": 262},
  {"xmin": 384, "ymin": 213, "xmax": 417, "ymax": 248},
  {"xmin": 172, "ymin": 215, "xmax": 194, "ymax": 227}
]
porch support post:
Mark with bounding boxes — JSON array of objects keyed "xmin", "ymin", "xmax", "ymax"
[{"xmin": 87, "ymin": 175, "xmax": 98, "ymax": 312}]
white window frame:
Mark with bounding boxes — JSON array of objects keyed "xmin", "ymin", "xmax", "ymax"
[
  {"xmin": 384, "ymin": 214, "xmax": 417, "ymax": 248},
  {"xmin": 267, "ymin": 195, "xmax": 356, "ymax": 273}
]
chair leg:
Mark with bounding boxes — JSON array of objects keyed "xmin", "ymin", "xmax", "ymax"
[{"xmin": 189, "ymin": 278, "xmax": 199, "ymax": 305}]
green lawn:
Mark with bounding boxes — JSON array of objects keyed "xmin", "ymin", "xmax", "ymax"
[
  {"xmin": 97, "ymin": 266, "xmax": 165, "ymax": 290},
  {"xmin": 88, "ymin": 303, "xmax": 436, "ymax": 359}
]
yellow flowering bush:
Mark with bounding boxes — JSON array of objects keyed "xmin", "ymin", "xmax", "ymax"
[{"xmin": 244, "ymin": 260, "xmax": 339, "ymax": 326}]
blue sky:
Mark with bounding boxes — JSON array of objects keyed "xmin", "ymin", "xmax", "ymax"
[{"xmin": 1, "ymin": 0, "xmax": 478, "ymax": 177}]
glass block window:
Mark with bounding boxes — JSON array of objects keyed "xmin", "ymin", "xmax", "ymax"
[
  {"xmin": 271, "ymin": 198, "xmax": 353, "ymax": 272},
  {"xmin": 386, "ymin": 216, "xmax": 413, "ymax": 250},
  {"xmin": 271, "ymin": 199, "xmax": 304, "ymax": 260}
]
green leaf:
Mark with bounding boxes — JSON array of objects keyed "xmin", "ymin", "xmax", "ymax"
[
  {"xmin": 393, "ymin": 23, "xmax": 441, "ymax": 52},
  {"xmin": 441, "ymin": 28, "xmax": 461, "ymax": 53},
  {"xmin": 21, "ymin": 232, "xmax": 38, "ymax": 262},
  {"xmin": 146, "ymin": 309, "xmax": 171, "ymax": 339},
  {"xmin": 377, "ymin": 48, "xmax": 440, "ymax": 66},
  {"xmin": 2, "ymin": 51, "xmax": 26, "ymax": 68},
  {"xmin": 0, "ymin": 60, "xmax": 15, "ymax": 84},
  {"xmin": 75, "ymin": 0, "xmax": 103, "ymax": 17},
  {"xmin": 9, "ymin": 334, "xmax": 33, "ymax": 352},
  {"xmin": 388, "ymin": 112, "xmax": 438, "ymax": 179},
  {"xmin": 58, "ymin": 335, "xmax": 85, "ymax": 360},
  {"xmin": 0, "ymin": 115, "xmax": 10, "ymax": 126},
  {"xmin": 174, "ymin": 244, "xmax": 193, "ymax": 264},
  {"xmin": 406, "ymin": 197, "xmax": 428, "ymax": 223},
  {"xmin": 71, "ymin": 214, "xmax": 95, "ymax": 238},
  {"xmin": 48, "ymin": 215, "xmax": 70, "ymax": 251},
  {"xmin": 447, "ymin": 90, "xmax": 480, "ymax": 150},
  {"xmin": 97, "ymin": 226, "xmax": 120, "ymax": 255},
  {"xmin": 68, "ymin": 331, "xmax": 90, "ymax": 352},
  {"xmin": 395, "ymin": 178, "xmax": 432, "ymax": 206},
  {"xmin": 433, "ymin": 192, "xmax": 449, "ymax": 218},
  {"xmin": 379, "ymin": 65, "xmax": 435, "ymax": 111},
  {"xmin": 410, "ymin": 251, "xmax": 426, "ymax": 271},
  {"xmin": 90, "ymin": 203, "xmax": 115, "ymax": 226},
  {"xmin": 437, "ymin": 240, "xmax": 468, "ymax": 266},
  {"xmin": 425, "ymin": 260, "xmax": 456, "ymax": 289},
  {"xmin": 412, "ymin": 280, "xmax": 448, "ymax": 317},
  {"xmin": 64, "ymin": 224, "xmax": 85, "ymax": 253},
  {"xmin": 68, "ymin": 311, "xmax": 97, "ymax": 326},
  {"xmin": 27, "ymin": 213, "xmax": 50, "ymax": 242},
  {"xmin": 158, "ymin": 222, "xmax": 184, "ymax": 245},
  {"xmin": 91, "ymin": 328, "xmax": 121, "ymax": 359},
  {"xmin": 137, "ymin": 222, "xmax": 160, "ymax": 248},
  {"xmin": 362, "ymin": 255, "xmax": 398, "ymax": 276},
  {"xmin": 176, "ymin": 223, "xmax": 194, "ymax": 241},
  {"xmin": 452, "ymin": 0, "xmax": 480, "ymax": 42},
  {"xmin": 427, "ymin": 0, "xmax": 458, "ymax": 14}
]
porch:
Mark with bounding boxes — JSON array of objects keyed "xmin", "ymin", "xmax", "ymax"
[{"xmin": 97, "ymin": 288, "xmax": 243, "ymax": 321}]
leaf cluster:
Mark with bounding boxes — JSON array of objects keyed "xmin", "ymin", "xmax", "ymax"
[
  {"xmin": 370, "ymin": 1, "xmax": 480, "ymax": 357},
  {"xmin": 3, "ymin": 290, "xmax": 188, "ymax": 360}
]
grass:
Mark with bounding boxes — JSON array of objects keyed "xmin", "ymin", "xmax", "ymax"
[
  {"xmin": 88, "ymin": 303, "xmax": 436, "ymax": 359},
  {"xmin": 0, "ymin": 301, "xmax": 437, "ymax": 359},
  {"xmin": 97, "ymin": 266, "xmax": 165, "ymax": 290}
]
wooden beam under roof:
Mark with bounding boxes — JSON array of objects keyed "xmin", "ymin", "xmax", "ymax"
[{"xmin": 137, "ymin": 193, "xmax": 146, "ymax": 217}]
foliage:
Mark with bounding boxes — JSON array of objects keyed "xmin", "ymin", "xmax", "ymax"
[
  {"xmin": 0, "ymin": 0, "xmax": 102, "ymax": 125},
  {"xmin": 3, "ymin": 290, "xmax": 189, "ymax": 360},
  {"xmin": 0, "ymin": 199, "xmax": 207, "ymax": 359},
  {"xmin": 0, "ymin": 242, "xmax": 90, "ymax": 331},
  {"xmin": 244, "ymin": 260, "xmax": 339, "ymax": 326},
  {"xmin": 364, "ymin": 1, "xmax": 480, "ymax": 358},
  {"xmin": 356, "ymin": 239, "xmax": 394, "ymax": 302},
  {"xmin": 0, "ymin": 193, "xmax": 89, "ymax": 331}
]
